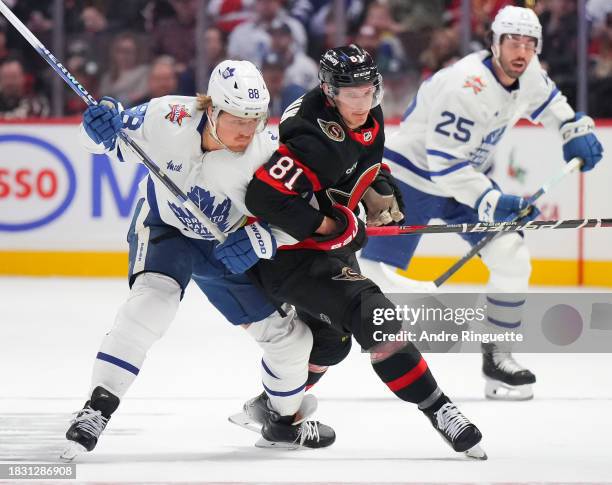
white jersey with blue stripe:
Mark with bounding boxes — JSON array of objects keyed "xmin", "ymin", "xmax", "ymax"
[
  {"xmin": 385, "ymin": 50, "xmax": 575, "ymax": 208},
  {"xmin": 79, "ymin": 95, "xmax": 293, "ymax": 243}
]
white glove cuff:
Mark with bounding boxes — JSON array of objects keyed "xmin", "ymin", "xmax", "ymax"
[{"xmin": 560, "ymin": 115, "xmax": 595, "ymax": 143}]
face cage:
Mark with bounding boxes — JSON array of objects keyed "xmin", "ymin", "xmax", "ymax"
[
  {"xmin": 325, "ymin": 73, "xmax": 384, "ymax": 109},
  {"xmin": 208, "ymin": 105, "xmax": 268, "ymax": 151}
]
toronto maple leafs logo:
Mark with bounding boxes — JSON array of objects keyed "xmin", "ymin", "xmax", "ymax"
[
  {"xmin": 165, "ymin": 104, "xmax": 191, "ymax": 126},
  {"xmin": 221, "ymin": 66, "xmax": 236, "ymax": 79},
  {"xmin": 168, "ymin": 186, "xmax": 231, "ymax": 239}
]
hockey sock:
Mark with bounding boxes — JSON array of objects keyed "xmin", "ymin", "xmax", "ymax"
[
  {"xmin": 305, "ymin": 363, "xmax": 328, "ymax": 390},
  {"xmin": 371, "ymin": 347, "xmax": 440, "ymax": 404},
  {"xmin": 91, "ymin": 273, "xmax": 181, "ymax": 398},
  {"xmin": 247, "ymin": 305, "xmax": 312, "ymax": 416}
]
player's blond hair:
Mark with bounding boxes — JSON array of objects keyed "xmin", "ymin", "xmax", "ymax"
[{"xmin": 196, "ymin": 93, "xmax": 213, "ymax": 111}]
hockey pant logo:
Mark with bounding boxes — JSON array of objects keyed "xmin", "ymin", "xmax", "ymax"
[{"xmin": 331, "ymin": 266, "xmax": 367, "ymax": 281}]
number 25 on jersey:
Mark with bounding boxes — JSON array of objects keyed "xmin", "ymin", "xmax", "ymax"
[{"xmin": 435, "ymin": 111, "xmax": 475, "ymax": 143}]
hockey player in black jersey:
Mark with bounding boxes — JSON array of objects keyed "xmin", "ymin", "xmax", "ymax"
[{"xmin": 217, "ymin": 45, "xmax": 487, "ymax": 459}]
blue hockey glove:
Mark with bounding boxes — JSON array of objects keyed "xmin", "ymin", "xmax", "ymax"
[
  {"xmin": 214, "ymin": 221, "xmax": 277, "ymax": 274},
  {"xmin": 560, "ymin": 112, "xmax": 604, "ymax": 172},
  {"xmin": 83, "ymin": 96, "xmax": 123, "ymax": 150},
  {"xmin": 476, "ymin": 189, "xmax": 540, "ymax": 223}
]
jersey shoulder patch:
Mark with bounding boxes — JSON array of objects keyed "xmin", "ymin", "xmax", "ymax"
[
  {"xmin": 164, "ymin": 103, "xmax": 192, "ymax": 126},
  {"xmin": 443, "ymin": 53, "xmax": 490, "ymax": 94},
  {"xmin": 150, "ymin": 95, "xmax": 198, "ymax": 129},
  {"xmin": 462, "ymin": 74, "xmax": 487, "ymax": 95},
  {"xmin": 317, "ymin": 118, "xmax": 345, "ymax": 142}
]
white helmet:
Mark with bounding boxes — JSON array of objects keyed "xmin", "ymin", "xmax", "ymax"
[
  {"xmin": 491, "ymin": 6, "xmax": 542, "ymax": 55},
  {"xmin": 206, "ymin": 60, "xmax": 270, "ymax": 148}
]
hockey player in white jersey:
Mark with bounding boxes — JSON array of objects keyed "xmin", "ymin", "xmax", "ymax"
[
  {"xmin": 360, "ymin": 6, "xmax": 604, "ymax": 400},
  {"xmin": 61, "ymin": 60, "xmax": 334, "ymax": 460}
]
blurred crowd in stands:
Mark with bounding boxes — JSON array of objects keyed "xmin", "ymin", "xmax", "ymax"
[{"xmin": 0, "ymin": 0, "xmax": 610, "ymax": 120}]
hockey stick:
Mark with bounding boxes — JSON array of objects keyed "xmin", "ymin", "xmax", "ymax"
[
  {"xmin": 0, "ymin": 1, "xmax": 226, "ymax": 243},
  {"xmin": 366, "ymin": 217, "xmax": 612, "ymax": 236},
  {"xmin": 365, "ymin": 158, "xmax": 582, "ymax": 290},
  {"xmin": 428, "ymin": 157, "xmax": 582, "ymax": 287}
]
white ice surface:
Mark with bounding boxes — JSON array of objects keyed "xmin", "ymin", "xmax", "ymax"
[{"xmin": 1, "ymin": 276, "xmax": 611, "ymax": 484}]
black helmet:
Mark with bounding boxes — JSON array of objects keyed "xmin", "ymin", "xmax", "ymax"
[{"xmin": 319, "ymin": 44, "xmax": 383, "ymax": 107}]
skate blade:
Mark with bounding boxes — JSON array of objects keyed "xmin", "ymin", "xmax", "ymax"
[
  {"xmin": 59, "ymin": 441, "xmax": 86, "ymax": 462},
  {"xmin": 464, "ymin": 444, "xmax": 488, "ymax": 460},
  {"xmin": 228, "ymin": 412, "xmax": 262, "ymax": 434},
  {"xmin": 255, "ymin": 437, "xmax": 303, "ymax": 450},
  {"xmin": 485, "ymin": 379, "xmax": 533, "ymax": 401}
]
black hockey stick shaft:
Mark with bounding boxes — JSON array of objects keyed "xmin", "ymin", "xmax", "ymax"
[
  {"xmin": 432, "ymin": 158, "xmax": 582, "ymax": 286},
  {"xmin": 0, "ymin": 0, "xmax": 226, "ymax": 242},
  {"xmin": 366, "ymin": 217, "xmax": 612, "ymax": 236}
]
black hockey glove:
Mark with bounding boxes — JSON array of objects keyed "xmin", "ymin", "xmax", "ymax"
[{"xmin": 362, "ymin": 169, "xmax": 405, "ymax": 226}]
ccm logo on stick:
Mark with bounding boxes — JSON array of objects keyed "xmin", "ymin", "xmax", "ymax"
[{"xmin": 0, "ymin": 134, "xmax": 77, "ymax": 231}]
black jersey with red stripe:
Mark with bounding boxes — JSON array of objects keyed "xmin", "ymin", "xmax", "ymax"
[{"xmin": 245, "ymin": 87, "xmax": 385, "ymax": 242}]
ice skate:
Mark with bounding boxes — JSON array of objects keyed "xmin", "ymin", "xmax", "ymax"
[
  {"xmin": 229, "ymin": 390, "xmax": 318, "ymax": 432},
  {"xmin": 229, "ymin": 391, "xmax": 334, "ymax": 449},
  {"xmin": 422, "ymin": 396, "xmax": 487, "ymax": 460},
  {"xmin": 482, "ymin": 343, "xmax": 536, "ymax": 400},
  {"xmin": 60, "ymin": 386, "xmax": 119, "ymax": 461},
  {"xmin": 257, "ymin": 414, "xmax": 336, "ymax": 450}
]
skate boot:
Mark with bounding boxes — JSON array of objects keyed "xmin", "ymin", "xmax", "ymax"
[
  {"xmin": 482, "ymin": 343, "xmax": 536, "ymax": 400},
  {"xmin": 60, "ymin": 386, "xmax": 120, "ymax": 461},
  {"xmin": 230, "ymin": 391, "xmax": 334, "ymax": 449},
  {"xmin": 243, "ymin": 391, "xmax": 273, "ymax": 427},
  {"xmin": 259, "ymin": 413, "xmax": 336, "ymax": 449},
  {"xmin": 230, "ymin": 390, "xmax": 318, "ymax": 431},
  {"xmin": 422, "ymin": 395, "xmax": 487, "ymax": 460}
]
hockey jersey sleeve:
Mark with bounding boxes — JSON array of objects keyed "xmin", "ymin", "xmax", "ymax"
[
  {"xmin": 522, "ymin": 59, "xmax": 575, "ymax": 129},
  {"xmin": 424, "ymin": 87, "xmax": 495, "ymax": 208},
  {"xmin": 78, "ymin": 100, "xmax": 161, "ymax": 163},
  {"xmin": 246, "ymin": 139, "xmax": 334, "ymax": 241}
]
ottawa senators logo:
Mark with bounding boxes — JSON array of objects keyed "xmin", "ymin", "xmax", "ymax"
[
  {"xmin": 165, "ymin": 104, "xmax": 191, "ymax": 126},
  {"xmin": 331, "ymin": 267, "xmax": 367, "ymax": 281},
  {"xmin": 317, "ymin": 118, "xmax": 345, "ymax": 142}
]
